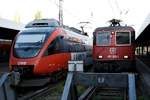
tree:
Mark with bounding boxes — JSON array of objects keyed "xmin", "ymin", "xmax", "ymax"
[
  {"xmin": 14, "ymin": 11, "xmax": 21, "ymax": 23},
  {"xmin": 34, "ymin": 10, "xmax": 42, "ymax": 19}
]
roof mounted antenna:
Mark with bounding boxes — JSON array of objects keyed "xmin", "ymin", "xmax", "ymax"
[{"xmin": 109, "ymin": 19, "xmax": 122, "ymax": 27}]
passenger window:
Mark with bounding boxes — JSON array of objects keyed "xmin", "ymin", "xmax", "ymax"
[{"xmin": 44, "ymin": 36, "xmax": 63, "ymax": 56}]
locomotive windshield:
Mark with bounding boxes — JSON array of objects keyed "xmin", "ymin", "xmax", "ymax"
[
  {"xmin": 14, "ymin": 32, "xmax": 47, "ymax": 58},
  {"xmin": 116, "ymin": 32, "xmax": 130, "ymax": 45},
  {"xmin": 97, "ymin": 32, "xmax": 110, "ymax": 46}
]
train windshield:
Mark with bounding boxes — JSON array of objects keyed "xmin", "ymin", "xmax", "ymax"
[
  {"xmin": 14, "ymin": 32, "xmax": 47, "ymax": 58},
  {"xmin": 116, "ymin": 32, "xmax": 130, "ymax": 45},
  {"xmin": 97, "ymin": 32, "xmax": 110, "ymax": 46}
]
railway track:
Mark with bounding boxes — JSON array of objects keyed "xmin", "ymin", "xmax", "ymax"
[
  {"xmin": 136, "ymin": 58, "xmax": 150, "ymax": 99},
  {"xmin": 18, "ymin": 84, "xmax": 58, "ymax": 100},
  {"xmin": 79, "ymin": 87, "xmax": 127, "ymax": 100},
  {"xmin": 1, "ymin": 59, "xmax": 150, "ymax": 100},
  {"xmin": 93, "ymin": 88, "xmax": 127, "ymax": 100},
  {"xmin": 0, "ymin": 71, "xmax": 65, "ymax": 100},
  {"xmin": 16, "ymin": 71, "xmax": 66, "ymax": 100}
]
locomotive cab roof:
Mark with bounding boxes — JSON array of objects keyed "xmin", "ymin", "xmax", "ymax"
[
  {"xmin": 25, "ymin": 19, "xmax": 60, "ymax": 28},
  {"xmin": 93, "ymin": 19, "xmax": 135, "ymax": 33}
]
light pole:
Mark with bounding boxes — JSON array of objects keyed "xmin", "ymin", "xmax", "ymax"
[{"xmin": 59, "ymin": 0, "xmax": 63, "ymax": 26}]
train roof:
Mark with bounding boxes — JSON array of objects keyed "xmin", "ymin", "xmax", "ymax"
[
  {"xmin": 21, "ymin": 27, "xmax": 56, "ymax": 33},
  {"xmin": 94, "ymin": 19, "xmax": 135, "ymax": 34},
  {"xmin": 94, "ymin": 26, "xmax": 135, "ymax": 33},
  {"xmin": 24, "ymin": 19, "xmax": 90, "ymax": 38},
  {"xmin": 21, "ymin": 19, "xmax": 59, "ymax": 33},
  {"xmin": 25, "ymin": 19, "xmax": 59, "ymax": 28}
]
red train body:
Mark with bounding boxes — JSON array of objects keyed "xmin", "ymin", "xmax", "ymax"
[
  {"xmin": 9, "ymin": 19, "xmax": 92, "ymax": 76},
  {"xmin": 93, "ymin": 19, "xmax": 135, "ymax": 72}
]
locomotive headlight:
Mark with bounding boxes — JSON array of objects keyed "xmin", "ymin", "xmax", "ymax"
[
  {"xmin": 111, "ymin": 32, "xmax": 115, "ymax": 35},
  {"xmin": 98, "ymin": 55, "xmax": 103, "ymax": 59},
  {"xmin": 124, "ymin": 56, "xmax": 128, "ymax": 59}
]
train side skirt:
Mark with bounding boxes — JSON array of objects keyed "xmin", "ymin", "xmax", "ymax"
[{"xmin": 61, "ymin": 61, "xmax": 137, "ymax": 100}]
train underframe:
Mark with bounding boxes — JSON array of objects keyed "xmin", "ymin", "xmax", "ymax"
[
  {"xmin": 12, "ymin": 65, "xmax": 66, "ymax": 80},
  {"xmin": 93, "ymin": 60, "xmax": 136, "ymax": 73}
]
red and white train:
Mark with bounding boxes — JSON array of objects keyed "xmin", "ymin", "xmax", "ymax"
[
  {"xmin": 93, "ymin": 19, "xmax": 135, "ymax": 72},
  {"xmin": 9, "ymin": 19, "xmax": 92, "ymax": 76}
]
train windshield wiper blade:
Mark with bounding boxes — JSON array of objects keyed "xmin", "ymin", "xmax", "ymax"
[{"xmin": 34, "ymin": 40, "xmax": 43, "ymax": 46}]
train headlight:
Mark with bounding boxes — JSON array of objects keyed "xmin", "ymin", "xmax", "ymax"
[
  {"xmin": 111, "ymin": 32, "xmax": 115, "ymax": 35},
  {"xmin": 98, "ymin": 55, "xmax": 103, "ymax": 59},
  {"xmin": 124, "ymin": 56, "xmax": 128, "ymax": 59}
]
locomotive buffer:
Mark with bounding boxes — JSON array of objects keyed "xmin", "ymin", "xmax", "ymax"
[{"xmin": 61, "ymin": 61, "xmax": 137, "ymax": 100}]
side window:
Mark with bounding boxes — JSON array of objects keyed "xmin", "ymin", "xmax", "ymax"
[
  {"xmin": 62, "ymin": 40, "xmax": 69, "ymax": 52},
  {"xmin": 44, "ymin": 36, "xmax": 64, "ymax": 56},
  {"xmin": 44, "ymin": 39, "xmax": 56, "ymax": 56}
]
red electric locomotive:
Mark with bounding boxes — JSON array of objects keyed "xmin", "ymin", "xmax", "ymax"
[
  {"xmin": 9, "ymin": 19, "xmax": 92, "ymax": 76},
  {"xmin": 93, "ymin": 19, "xmax": 135, "ymax": 72}
]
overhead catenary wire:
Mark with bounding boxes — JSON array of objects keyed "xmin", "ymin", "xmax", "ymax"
[
  {"xmin": 115, "ymin": 0, "xmax": 122, "ymax": 18},
  {"xmin": 107, "ymin": 0, "xmax": 116, "ymax": 18},
  {"xmin": 115, "ymin": 0, "xmax": 129, "ymax": 19},
  {"xmin": 49, "ymin": 0, "xmax": 94, "ymax": 34},
  {"xmin": 48, "ymin": 0, "xmax": 83, "ymax": 22}
]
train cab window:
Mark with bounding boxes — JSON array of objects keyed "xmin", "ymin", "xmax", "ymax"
[
  {"xmin": 116, "ymin": 32, "xmax": 130, "ymax": 45},
  {"xmin": 97, "ymin": 32, "xmax": 110, "ymax": 46},
  {"xmin": 14, "ymin": 32, "xmax": 47, "ymax": 58}
]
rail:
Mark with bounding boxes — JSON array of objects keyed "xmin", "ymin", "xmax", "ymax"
[
  {"xmin": 18, "ymin": 83, "xmax": 59, "ymax": 100},
  {"xmin": 61, "ymin": 61, "xmax": 137, "ymax": 100},
  {"xmin": 0, "ymin": 70, "xmax": 64, "ymax": 100},
  {"xmin": 79, "ymin": 86, "xmax": 96, "ymax": 100},
  {"xmin": 136, "ymin": 58, "xmax": 150, "ymax": 96}
]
